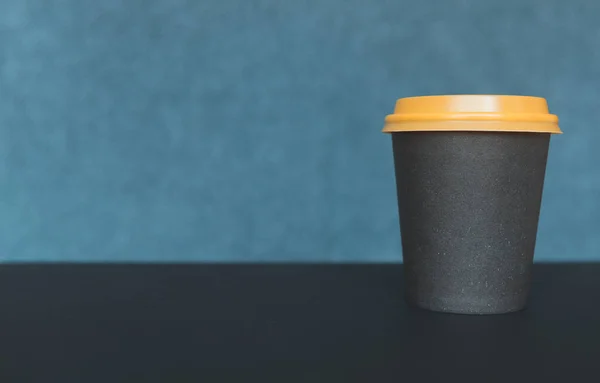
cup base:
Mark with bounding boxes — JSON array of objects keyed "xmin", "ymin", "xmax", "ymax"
[{"xmin": 405, "ymin": 294, "xmax": 528, "ymax": 315}]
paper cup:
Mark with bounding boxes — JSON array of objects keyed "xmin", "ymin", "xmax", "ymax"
[{"xmin": 383, "ymin": 95, "xmax": 561, "ymax": 314}]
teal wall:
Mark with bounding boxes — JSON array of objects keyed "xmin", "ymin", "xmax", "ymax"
[{"xmin": 0, "ymin": 0, "xmax": 597, "ymax": 262}]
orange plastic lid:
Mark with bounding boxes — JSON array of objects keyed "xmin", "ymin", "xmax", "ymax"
[{"xmin": 383, "ymin": 95, "xmax": 561, "ymax": 134}]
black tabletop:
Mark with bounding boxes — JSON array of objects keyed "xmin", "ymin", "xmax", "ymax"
[{"xmin": 0, "ymin": 263, "xmax": 598, "ymax": 382}]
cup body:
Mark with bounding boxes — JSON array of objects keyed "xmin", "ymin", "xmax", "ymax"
[{"xmin": 392, "ymin": 131, "xmax": 550, "ymax": 314}]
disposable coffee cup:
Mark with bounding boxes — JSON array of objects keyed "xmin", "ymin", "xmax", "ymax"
[{"xmin": 383, "ymin": 95, "xmax": 561, "ymax": 314}]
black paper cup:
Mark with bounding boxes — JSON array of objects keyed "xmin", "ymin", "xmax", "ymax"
[{"xmin": 383, "ymin": 95, "xmax": 562, "ymax": 314}]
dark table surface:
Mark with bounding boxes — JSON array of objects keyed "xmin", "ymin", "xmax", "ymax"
[{"xmin": 0, "ymin": 263, "xmax": 599, "ymax": 382}]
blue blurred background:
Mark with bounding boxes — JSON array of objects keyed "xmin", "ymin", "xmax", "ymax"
[{"xmin": 0, "ymin": 0, "xmax": 597, "ymax": 262}]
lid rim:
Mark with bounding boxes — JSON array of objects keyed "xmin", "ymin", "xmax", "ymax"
[
  {"xmin": 382, "ymin": 121, "xmax": 562, "ymax": 134},
  {"xmin": 385, "ymin": 112, "xmax": 559, "ymax": 123}
]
